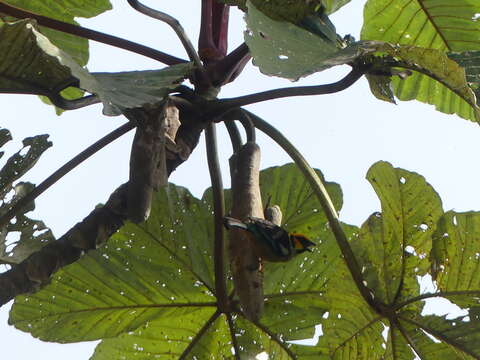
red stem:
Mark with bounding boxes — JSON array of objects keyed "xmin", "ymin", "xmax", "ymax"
[{"xmin": 199, "ymin": 0, "xmax": 230, "ymax": 63}]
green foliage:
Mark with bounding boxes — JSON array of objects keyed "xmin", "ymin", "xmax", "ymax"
[
  {"xmin": 3, "ymin": 0, "xmax": 480, "ymax": 359},
  {"xmin": 2, "ymin": 0, "xmax": 112, "ymax": 65},
  {"xmin": 9, "ymin": 162, "xmax": 480, "ymax": 358},
  {"xmin": 9, "ymin": 165, "xmax": 339, "ymax": 358},
  {"xmin": 0, "ymin": 20, "xmax": 193, "ymax": 115}
]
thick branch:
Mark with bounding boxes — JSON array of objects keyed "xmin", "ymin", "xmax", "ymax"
[
  {"xmin": 208, "ymin": 67, "xmax": 366, "ymax": 115},
  {"xmin": 0, "ymin": 2, "xmax": 185, "ymax": 65},
  {"xmin": 205, "ymin": 123, "xmax": 228, "ymax": 311},
  {"xmin": 0, "ymin": 103, "xmax": 205, "ymax": 306}
]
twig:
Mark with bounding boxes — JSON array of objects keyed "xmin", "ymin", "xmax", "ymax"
[
  {"xmin": 0, "ymin": 122, "xmax": 135, "ymax": 229},
  {"xmin": 49, "ymin": 93, "xmax": 100, "ymax": 110},
  {"xmin": 126, "ymin": 0, "xmax": 207, "ymax": 79},
  {"xmin": 237, "ymin": 109, "xmax": 256, "ymax": 143},
  {"xmin": 0, "ymin": 2, "xmax": 185, "ymax": 65},
  {"xmin": 205, "ymin": 123, "xmax": 228, "ymax": 311},
  {"xmin": 224, "ymin": 120, "xmax": 243, "ymax": 153},
  {"xmin": 242, "ymin": 110, "xmax": 380, "ymax": 312},
  {"xmin": 208, "ymin": 67, "xmax": 366, "ymax": 115}
]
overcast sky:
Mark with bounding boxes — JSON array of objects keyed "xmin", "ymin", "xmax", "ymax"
[{"xmin": 2, "ymin": 0, "xmax": 479, "ymax": 359}]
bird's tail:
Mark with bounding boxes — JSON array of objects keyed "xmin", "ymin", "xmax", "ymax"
[{"xmin": 223, "ymin": 216, "xmax": 248, "ymax": 230}]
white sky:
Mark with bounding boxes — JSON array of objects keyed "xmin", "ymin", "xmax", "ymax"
[{"xmin": 2, "ymin": 0, "xmax": 480, "ymax": 359}]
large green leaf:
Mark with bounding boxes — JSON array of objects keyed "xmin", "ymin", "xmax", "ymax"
[
  {"xmin": 361, "ymin": 0, "xmax": 480, "ymax": 52},
  {"xmin": 91, "ymin": 65, "xmax": 194, "ymax": 116},
  {"xmin": 9, "ymin": 164, "xmax": 339, "ymax": 358},
  {"xmin": 244, "ymin": 1, "xmax": 378, "ymax": 80},
  {"xmin": 356, "ymin": 161, "xmax": 444, "ymax": 305},
  {"xmin": 301, "ymin": 161, "xmax": 480, "ymax": 359},
  {"xmin": 0, "ymin": 20, "xmax": 192, "ymax": 115},
  {"xmin": 316, "ymin": 260, "xmax": 387, "ymax": 359},
  {"xmin": 244, "ymin": 0, "xmax": 479, "ymax": 123},
  {"xmin": 0, "ymin": 129, "xmax": 54, "ymax": 265},
  {"xmin": 2, "ymin": 0, "xmax": 112, "ymax": 65},
  {"xmin": 361, "ymin": 0, "xmax": 480, "ymax": 122},
  {"xmin": 9, "ymin": 161, "xmax": 480, "ymax": 358},
  {"xmin": 398, "ymin": 314, "xmax": 480, "ymax": 359},
  {"xmin": 431, "ymin": 211, "xmax": 480, "ymax": 312}
]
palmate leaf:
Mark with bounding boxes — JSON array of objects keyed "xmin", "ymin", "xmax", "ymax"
[
  {"xmin": 2, "ymin": 0, "xmax": 112, "ymax": 66},
  {"xmin": 0, "ymin": 129, "xmax": 54, "ymax": 265},
  {"xmin": 9, "ymin": 164, "xmax": 342, "ymax": 358},
  {"xmin": 356, "ymin": 161, "xmax": 444, "ymax": 306},
  {"xmin": 361, "ymin": 0, "xmax": 480, "ymax": 52},
  {"xmin": 301, "ymin": 162, "xmax": 480, "ymax": 359},
  {"xmin": 0, "ymin": 20, "xmax": 192, "ymax": 115}
]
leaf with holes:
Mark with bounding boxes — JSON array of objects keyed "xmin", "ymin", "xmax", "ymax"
[
  {"xmin": 300, "ymin": 162, "xmax": 480, "ymax": 359},
  {"xmin": 0, "ymin": 130, "xmax": 54, "ymax": 265}
]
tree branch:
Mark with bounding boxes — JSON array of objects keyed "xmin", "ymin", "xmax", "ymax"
[
  {"xmin": 205, "ymin": 123, "xmax": 228, "ymax": 311},
  {"xmin": 48, "ymin": 93, "xmax": 100, "ymax": 110},
  {"xmin": 0, "ymin": 2, "xmax": 186, "ymax": 65},
  {"xmin": 208, "ymin": 67, "xmax": 366, "ymax": 115},
  {"xmin": 0, "ymin": 122, "xmax": 135, "ymax": 229},
  {"xmin": 0, "ymin": 102, "xmax": 206, "ymax": 306},
  {"xmin": 126, "ymin": 0, "xmax": 204, "ymax": 72}
]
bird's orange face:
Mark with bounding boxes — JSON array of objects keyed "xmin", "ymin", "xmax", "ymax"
[{"xmin": 290, "ymin": 233, "xmax": 315, "ymax": 252}]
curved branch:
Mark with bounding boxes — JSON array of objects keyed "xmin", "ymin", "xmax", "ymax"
[
  {"xmin": 224, "ymin": 120, "xmax": 243, "ymax": 153},
  {"xmin": 205, "ymin": 123, "xmax": 228, "ymax": 311},
  {"xmin": 209, "ymin": 67, "xmax": 366, "ymax": 114},
  {"xmin": 49, "ymin": 93, "xmax": 100, "ymax": 110},
  {"xmin": 237, "ymin": 109, "xmax": 256, "ymax": 143},
  {"xmin": 0, "ymin": 122, "xmax": 135, "ymax": 229},
  {"xmin": 126, "ymin": 0, "xmax": 204, "ymax": 71},
  {"xmin": 0, "ymin": 2, "xmax": 186, "ymax": 65},
  {"xmin": 243, "ymin": 110, "xmax": 380, "ymax": 312}
]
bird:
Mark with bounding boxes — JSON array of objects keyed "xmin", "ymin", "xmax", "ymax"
[{"xmin": 223, "ymin": 216, "xmax": 316, "ymax": 262}]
